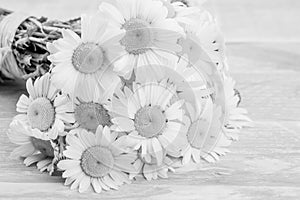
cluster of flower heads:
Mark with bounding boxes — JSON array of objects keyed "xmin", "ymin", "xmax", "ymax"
[{"xmin": 7, "ymin": 0, "xmax": 251, "ymax": 193}]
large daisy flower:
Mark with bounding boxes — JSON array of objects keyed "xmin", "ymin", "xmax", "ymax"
[
  {"xmin": 16, "ymin": 73, "xmax": 74, "ymax": 140},
  {"xmin": 110, "ymin": 79, "xmax": 187, "ymax": 166},
  {"xmin": 99, "ymin": 0, "xmax": 184, "ymax": 77},
  {"xmin": 178, "ymin": 77, "xmax": 252, "ymax": 165},
  {"xmin": 7, "ymin": 118, "xmax": 54, "ymax": 172},
  {"xmin": 58, "ymin": 126, "xmax": 137, "ymax": 193},
  {"xmin": 72, "ymin": 80, "xmax": 119, "ymax": 132},
  {"xmin": 47, "ymin": 12, "xmax": 124, "ymax": 98}
]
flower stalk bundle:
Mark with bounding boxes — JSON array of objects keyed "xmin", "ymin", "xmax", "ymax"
[
  {"xmin": 6, "ymin": 0, "xmax": 252, "ymax": 193},
  {"xmin": 0, "ymin": 8, "xmax": 80, "ymax": 81}
]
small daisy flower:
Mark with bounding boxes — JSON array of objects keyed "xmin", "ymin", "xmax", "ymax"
[
  {"xmin": 178, "ymin": 10, "xmax": 225, "ymax": 69},
  {"xmin": 110, "ymin": 79, "xmax": 187, "ymax": 166},
  {"xmin": 47, "ymin": 12, "xmax": 124, "ymax": 98},
  {"xmin": 179, "ymin": 99, "xmax": 232, "ymax": 165},
  {"xmin": 58, "ymin": 126, "xmax": 137, "ymax": 193},
  {"xmin": 99, "ymin": 0, "xmax": 184, "ymax": 77},
  {"xmin": 7, "ymin": 118, "xmax": 54, "ymax": 172},
  {"xmin": 130, "ymin": 153, "xmax": 176, "ymax": 181},
  {"xmin": 173, "ymin": 77, "xmax": 251, "ymax": 165},
  {"xmin": 16, "ymin": 73, "xmax": 74, "ymax": 140},
  {"xmin": 73, "ymin": 82, "xmax": 117, "ymax": 132}
]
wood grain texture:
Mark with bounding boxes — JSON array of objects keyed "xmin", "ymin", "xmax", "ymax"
[
  {"xmin": 1, "ymin": 0, "xmax": 300, "ymax": 199},
  {"xmin": 0, "ymin": 0, "xmax": 300, "ymax": 42},
  {"xmin": 212, "ymin": 0, "xmax": 300, "ymax": 42}
]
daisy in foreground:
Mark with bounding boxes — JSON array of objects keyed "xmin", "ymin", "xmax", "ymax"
[
  {"xmin": 99, "ymin": 0, "xmax": 184, "ymax": 77},
  {"xmin": 7, "ymin": 118, "xmax": 54, "ymax": 172},
  {"xmin": 16, "ymin": 73, "xmax": 74, "ymax": 140},
  {"xmin": 58, "ymin": 126, "xmax": 137, "ymax": 193},
  {"xmin": 110, "ymin": 79, "xmax": 187, "ymax": 166},
  {"xmin": 47, "ymin": 12, "xmax": 124, "ymax": 98},
  {"xmin": 179, "ymin": 101, "xmax": 226, "ymax": 165}
]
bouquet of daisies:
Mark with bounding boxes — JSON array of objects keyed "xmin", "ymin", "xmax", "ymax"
[{"xmin": 6, "ymin": 0, "xmax": 252, "ymax": 193}]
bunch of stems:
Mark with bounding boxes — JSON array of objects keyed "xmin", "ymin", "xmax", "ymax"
[{"xmin": 0, "ymin": 8, "xmax": 81, "ymax": 80}]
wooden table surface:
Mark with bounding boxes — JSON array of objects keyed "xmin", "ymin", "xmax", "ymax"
[{"xmin": 0, "ymin": 0, "xmax": 300, "ymax": 199}]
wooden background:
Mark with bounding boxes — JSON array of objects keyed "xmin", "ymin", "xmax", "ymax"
[{"xmin": 0, "ymin": 0, "xmax": 300, "ymax": 199}]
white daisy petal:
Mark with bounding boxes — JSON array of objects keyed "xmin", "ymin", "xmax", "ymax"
[
  {"xmin": 58, "ymin": 159, "xmax": 80, "ymax": 170},
  {"xmin": 111, "ymin": 117, "xmax": 135, "ymax": 132},
  {"xmin": 151, "ymin": 138, "xmax": 163, "ymax": 165},
  {"xmin": 61, "ymin": 29, "xmax": 81, "ymax": 45},
  {"xmin": 99, "ymin": 2, "xmax": 125, "ymax": 25},
  {"xmin": 16, "ymin": 95, "xmax": 31, "ymax": 113},
  {"xmin": 98, "ymin": 178, "xmax": 110, "ymax": 191},
  {"xmin": 66, "ymin": 134, "xmax": 85, "ymax": 152},
  {"xmin": 110, "ymin": 170, "xmax": 130, "ymax": 184},
  {"xmin": 64, "ymin": 148, "xmax": 82, "ymax": 160},
  {"xmin": 165, "ymin": 100, "xmax": 185, "ymax": 120},
  {"xmin": 62, "ymin": 166, "xmax": 82, "ymax": 178},
  {"xmin": 71, "ymin": 173, "xmax": 85, "ymax": 190},
  {"xmin": 26, "ymin": 79, "xmax": 36, "ymax": 99},
  {"xmin": 92, "ymin": 178, "xmax": 102, "ymax": 193},
  {"xmin": 102, "ymin": 176, "xmax": 119, "ymax": 190},
  {"xmin": 10, "ymin": 143, "xmax": 35, "ymax": 158},
  {"xmin": 79, "ymin": 175, "xmax": 91, "ymax": 193},
  {"xmin": 23, "ymin": 154, "xmax": 45, "ymax": 166}
]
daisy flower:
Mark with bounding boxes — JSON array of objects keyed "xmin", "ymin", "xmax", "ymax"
[
  {"xmin": 179, "ymin": 100, "xmax": 215, "ymax": 164},
  {"xmin": 16, "ymin": 73, "xmax": 74, "ymax": 140},
  {"xmin": 129, "ymin": 57, "xmax": 227, "ymax": 165},
  {"xmin": 99, "ymin": 0, "xmax": 184, "ymax": 77},
  {"xmin": 58, "ymin": 126, "xmax": 137, "ymax": 193},
  {"xmin": 178, "ymin": 10, "xmax": 225, "ymax": 70},
  {"xmin": 134, "ymin": 56, "xmax": 212, "ymax": 111},
  {"xmin": 130, "ymin": 153, "xmax": 176, "ymax": 181},
  {"xmin": 7, "ymin": 118, "xmax": 54, "ymax": 172},
  {"xmin": 47, "ymin": 12, "xmax": 124, "ymax": 98},
  {"xmin": 179, "ymin": 76, "xmax": 252, "ymax": 164},
  {"xmin": 72, "ymin": 80, "xmax": 119, "ymax": 132},
  {"xmin": 110, "ymin": 79, "xmax": 187, "ymax": 166}
]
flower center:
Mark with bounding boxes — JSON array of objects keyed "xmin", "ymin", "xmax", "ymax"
[
  {"xmin": 75, "ymin": 102, "xmax": 111, "ymax": 131},
  {"xmin": 187, "ymin": 120, "xmax": 203, "ymax": 149},
  {"xmin": 31, "ymin": 137, "xmax": 54, "ymax": 157},
  {"xmin": 121, "ymin": 18, "xmax": 153, "ymax": 55},
  {"xmin": 27, "ymin": 97, "xmax": 55, "ymax": 131},
  {"xmin": 134, "ymin": 106, "xmax": 167, "ymax": 138},
  {"xmin": 72, "ymin": 42, "xmax": 104, "ymax": 74},
  {"xmin": 80, "ymin": 146, "xmax": 114, "ymax": 178}
]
